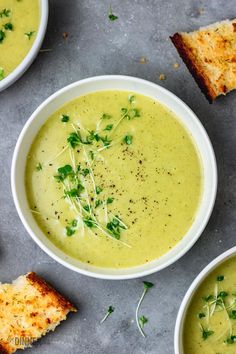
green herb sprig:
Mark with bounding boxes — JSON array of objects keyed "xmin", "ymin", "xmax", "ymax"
[
  {"xmin": 108, "ymin": 5, "xmax": 118, "ymax": 21},
  {"xmin": 0, "ymin": 9, "xmax": 11, "ymax": 18},
  {"xmin": 136, "ymin": 281, "xmax": 154, "ymax": 337},
  {"xmin": 25, "ymin": 31, "xmax": 36, "ymax": 40},
  {"xmin": 100, "ymin": 306, "xmax": 115, "ymax": 323}
]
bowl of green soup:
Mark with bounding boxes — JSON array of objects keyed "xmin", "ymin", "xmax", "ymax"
[
  {"xmin": 0, "ymin": 0, "xmax": 48, "ymax": 91},
  {"xmin": 11, "ymin": 75, "xmax": 217, "ymax": 279},
  {"xmin": 175, "ymin": 246, "xmax": 236, "ymax": 354}
]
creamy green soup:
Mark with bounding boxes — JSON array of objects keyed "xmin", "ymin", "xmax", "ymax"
[
  {"xmin": 0, "ymin": 0, "xmax": 39, "ymax": 80},
  {"xmin": 183, "ymin": 256, "xmax": 236, "ymax": 354},
  {"xmin": 25, "ymin": 91, "xmax": 202, "ymax": 268}
]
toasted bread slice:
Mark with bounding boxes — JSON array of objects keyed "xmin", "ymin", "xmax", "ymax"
[
  {"xmin": 170, "ymin": 19, "xmax": 236, "ymax": 102},
  {"xmin": 0, "ymin": 272, "xmax": 77, "ymax": 353}
]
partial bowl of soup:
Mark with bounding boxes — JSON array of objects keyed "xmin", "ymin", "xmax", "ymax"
[
  {"xmin": 175, "ymin": 246, "xmax": 236, "ymax": 354},
  {"xmin": 0, "ymin": 0, "xmax": 48, "ymax": 92},
  {"xmin": 11, "ymin": 75, "xmax": 217, "ymax": 279}
]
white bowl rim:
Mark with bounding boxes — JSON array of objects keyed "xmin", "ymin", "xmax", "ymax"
[
  {"xmin": 174, "ymin": 246, "xmax": 236, "ymax": 354},
  {"xmin": 11, "ymin": 75, "xmax": 218, "ymax": 280},
  {"xmin": 0, "ymin": 0, "xmax": 48, "ymax": 92}
]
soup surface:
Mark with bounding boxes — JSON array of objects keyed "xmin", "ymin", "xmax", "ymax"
[
  {"xmin": 25, "ymin": 91, "xmax": 202, "ymax": 268},
  {"xmin": 0, "ymin": 0, "xmax": 39, "ymax": 80},
  {"xmin": 183, "ymin": 256, "xmax": 236, "ymax": 354}
]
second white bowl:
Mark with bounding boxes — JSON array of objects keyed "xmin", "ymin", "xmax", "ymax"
[{"xmin": 0, "ymin": 0, "xmax": 48, "ymax": 92}]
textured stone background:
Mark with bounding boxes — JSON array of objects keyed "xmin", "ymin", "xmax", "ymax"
[{"xmin": 0, "ymin": 0, "xmax": 235, "ymax": 353}]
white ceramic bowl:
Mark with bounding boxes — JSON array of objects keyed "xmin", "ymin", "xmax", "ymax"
[
  {"xmin": 11, "ymin": 75, "xmax": 217, "ymax": 279},
  {"xmin": 0, "ymin": 0, "xmax": 48, "ymax": 92},
  {"xmin": 175, "ymin": 246, "xmax": 236, "ymax": 354}
]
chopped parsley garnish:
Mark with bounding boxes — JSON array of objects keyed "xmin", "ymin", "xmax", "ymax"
[
  {"xmin": 100, "ymin": 306, "xmax": 115, "ymax": 323},
  {"xmin": 0, "ymin": 67, "xmax": 4, "ymax": 80},
  {"xmin": 4, "ymin": 22, "xmax": 13, "ymax": 30},
  {"xmin": 123, "ymin": 134, "xmax": 133, "ymax": 145},
  {"xmin": 0, "ymin": 9, "xmax": 11, "ymax": 18},
  {"xmin": 36, "ymin": 163, "xmax": 42, "ymax": 171},
  {"xmin": 0, "ymin": 30, "xmax": 6, "ymax": 43},
  {"xmin": 108, "ymin": 5, "xmax": 118, "ymax": 21},
  {"xmin": 139, "ymin": 315, "xmax": 148, "ymax": 329},
  {"xmin": 107, "ymin": 197, "xmax": 114, "ymax": 204},
  {"xmin": 61, "ymin": 114, "xmax": 69, "ymax": 122},
  {"xmin": 217, "ymin": 275, "xmax": 224, "ymax": 281},
  {"xmin": 25, "ymin": 31, "xmax": 36, "ymax": 40}
]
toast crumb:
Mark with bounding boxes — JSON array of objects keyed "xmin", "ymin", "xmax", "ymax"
[
  {"xmin": 0, "ymin": 272, "xmax": 77, "ymax": 353},
  {"xmin": 170, "ymin": 19, "xmax": 236, "ymax": 102},
  {"xmin": 159, "ymin": 73, "xmax": 166, "ymax": 81},
  {"xmin": 173, "ymin": 63, "xmax": 180, "ymax": 69}
]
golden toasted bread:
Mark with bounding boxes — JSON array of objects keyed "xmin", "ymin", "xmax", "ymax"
[
  {"xmin": 0, "ymin": 272, "xmax": 77, "ymax": 353},
  {"xmin": 170, "ymin": 19, "xmax": 236, "ymax": 102}
]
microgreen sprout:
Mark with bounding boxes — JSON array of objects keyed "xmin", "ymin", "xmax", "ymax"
[
  {"xmin": 25, "ymin": 31, "xmax": 36, "ymax": 40},
  {"xmin": 136, "ymin": 281, "xmax": 154, "ymax": 337},
  {"xmin": 108, "ymin": 5, "xmax": 118, "ymax": 21},
  {"xmin": 100, "ymin": 306, "xmax": 115, "ymax": 323}
]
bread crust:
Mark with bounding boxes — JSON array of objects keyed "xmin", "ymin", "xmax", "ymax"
[
  {"xmin": 170, "ymin": 33, "xmax": 216, "ymax": 103},
  {"xmin": 0, "ymin": 343, "xmax": 10, "ymax": 354},
  {"xmin": 170, "ymin": 19, "xmax": 236, "ymax": 102},
  {"xmin": 26, "ymin": 272, "xmax": 76, "ymax": 313}
]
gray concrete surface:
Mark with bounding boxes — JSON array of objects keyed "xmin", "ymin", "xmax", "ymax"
[{"xmin": 0, "ymin": 0, "xmax": 235, "ymax": 353}]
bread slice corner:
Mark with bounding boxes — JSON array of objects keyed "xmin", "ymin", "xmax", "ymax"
[
  {"xmin": 170, "ymin": 19, "xmax": 236, "ymax": 103},
  {"xmin": 0, "ymin": 272, "xmax": 77, "ymax": 353}
]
